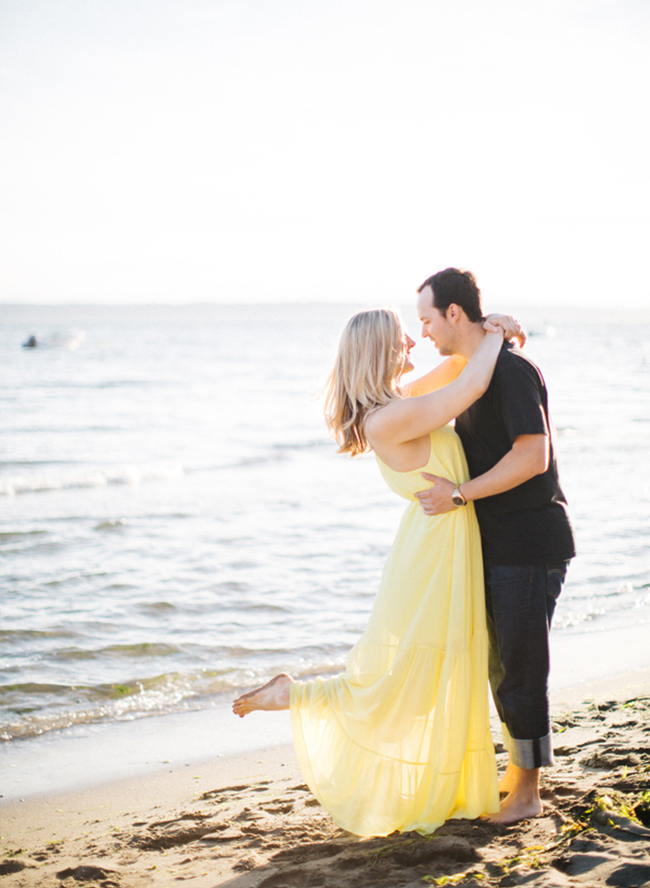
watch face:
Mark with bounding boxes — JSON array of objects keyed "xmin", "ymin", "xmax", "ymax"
[{"xmin": 452, "ymin": 494, "xmax": 465, "ymax": 506}]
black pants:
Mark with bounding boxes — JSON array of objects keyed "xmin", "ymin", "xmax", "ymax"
[{"xmin": 484, "ymin": 561, "xmax": 570, "ymax": 769}]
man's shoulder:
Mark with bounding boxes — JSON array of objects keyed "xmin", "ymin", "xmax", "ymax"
[{"xmin": 494, "ymin": 343, "xmax": 545, "ymax": 387}]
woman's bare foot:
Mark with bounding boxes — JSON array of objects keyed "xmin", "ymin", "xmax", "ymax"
[{"xmin": 232, "ymin": 673, "xmax": 294, "ymax": 718}]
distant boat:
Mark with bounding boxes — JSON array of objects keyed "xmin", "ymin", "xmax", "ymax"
[{"xmin": 22, "ymin": 330, "xmax": 86, "ymax": 350}]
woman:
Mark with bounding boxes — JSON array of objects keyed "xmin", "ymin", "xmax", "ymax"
[{"xmin": 233, "ymin": 308, "xmax": 518, "ymax": 836}]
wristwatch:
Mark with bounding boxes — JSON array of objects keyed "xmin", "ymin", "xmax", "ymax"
[{"xmin": 451, "ymin": 486, "xmax": 467, "ymax": 507}]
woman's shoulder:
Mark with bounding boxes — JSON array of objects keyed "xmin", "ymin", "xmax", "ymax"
[
  {"xmin": 362, "ymin": 397, "xmax": 401, "ymax": 440},
  {"xmin": 360, "ymin": 403, "xmax": 383, "ymax": 439}
]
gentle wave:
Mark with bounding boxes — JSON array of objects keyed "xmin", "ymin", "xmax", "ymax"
[
  {"xmin": 0, "ymin": 656, "xmax": 346, "ymax": 741},
  {"xmin": 553, "ymin": 583, "xmax": 650, "ymax": 630},
  {"xmin": 210, "ymin": 442, "xmax": 331, "ymax": 471},
  {"xmin": 0, "ymin": 629, "xmax": 78, "ymax": 643},
  {"xmin": 48, "ymin": 642, "xmax": 183, "ymax": 661},
  {"xmin": 0, "ymin": 443, "xmax": 331, "ymax": 496},
  {"xmin": 0, "ymin": 530, "xmax": 47, "ymax": 540},
  {"xmin": 0, "ymin": 462, "xmax": 186, "ymax": 496}
]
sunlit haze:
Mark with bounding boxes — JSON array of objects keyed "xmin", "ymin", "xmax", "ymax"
[{"xmin": 1, "ymin": 0, "xmax": 649, "ymax": 306}]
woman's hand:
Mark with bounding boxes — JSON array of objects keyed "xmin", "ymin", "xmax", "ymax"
[{"xmin": 483, "ymin": 313, "xmax": 527, "ymax": 348}]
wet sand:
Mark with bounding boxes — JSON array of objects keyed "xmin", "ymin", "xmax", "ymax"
[{"xmin": 1, "ymin": 669, "xmax": 649, "ymax": 888}]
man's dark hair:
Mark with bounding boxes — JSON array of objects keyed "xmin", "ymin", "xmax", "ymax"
[{"xmin": 417, "ymin": 267, "xmax": 483, "ymax": 323}]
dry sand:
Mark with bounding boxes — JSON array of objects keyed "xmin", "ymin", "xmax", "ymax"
[{"xmin": 1, "ymin": 671, "xmax": 649, "ymax": 888}]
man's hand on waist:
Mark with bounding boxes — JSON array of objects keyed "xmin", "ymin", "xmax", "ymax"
[{"xmin": 415, "ymin": 474, "xmax": 457, "ymax": 515}]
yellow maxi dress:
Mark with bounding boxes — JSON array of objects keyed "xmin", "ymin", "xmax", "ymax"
[{"xmin": 290, "ymin": 425, "xmax": 499, "ymax": 836}]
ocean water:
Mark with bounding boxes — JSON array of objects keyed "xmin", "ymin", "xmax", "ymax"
[{"xmin": 2, "ymin": 302, "xmax": 650, "ymax": 746}]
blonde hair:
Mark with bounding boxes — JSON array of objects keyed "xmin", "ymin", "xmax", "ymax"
[{"xmin": 324, "ymin": 308, "xmax": 405, "ymax": 456}]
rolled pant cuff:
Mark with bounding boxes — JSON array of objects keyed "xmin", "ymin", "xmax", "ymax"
[{"xmin": 502, "ymin": 723, "xmax": 554, "ymax": 769}]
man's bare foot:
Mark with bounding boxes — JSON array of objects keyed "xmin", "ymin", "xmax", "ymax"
[
  {"xmin": 485, "ymin": 789, "xmax": 543, "ymax": 824},
  {"xmin": 484, "ymin": 761, "xmax": 542, "ymax": 823},
  {"xmin": 485, "ymin": 764, "xmax": 542, "ymax": 824},
  {"xmin": 498, "ymin": 761, "xmax": 517, "ymax": 794},
  {"xmin": 232, "ymin": 673, "xmax": 294, "ymax": 718}
]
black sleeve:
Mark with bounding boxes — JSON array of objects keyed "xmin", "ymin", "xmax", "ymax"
[{"xmin": 493, "ymin": 355, "xmax": 548, "ymax": 445}]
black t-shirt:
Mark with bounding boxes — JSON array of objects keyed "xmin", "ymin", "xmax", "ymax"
[{"xmin": 455, "ymin": 342, "xmax": 576, "ymax": 566}]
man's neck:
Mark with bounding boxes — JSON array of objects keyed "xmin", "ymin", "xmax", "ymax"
[{"xmin": 453, "ymin": 322, "xmax": 489, "ymax": 361}]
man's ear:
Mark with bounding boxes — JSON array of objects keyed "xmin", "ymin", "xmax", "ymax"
[{"xmin": 446, "ymin": 303, "xmax": 463, "ymax": 323}]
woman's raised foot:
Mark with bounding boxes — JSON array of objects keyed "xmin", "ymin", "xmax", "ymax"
[{"xmin": 232, "ymin": 673, "xmax": 294, "ymax": 718}]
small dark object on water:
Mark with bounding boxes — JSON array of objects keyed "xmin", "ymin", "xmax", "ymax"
[{"xmin": 22, "ymin": 335, "xmax": 37, "ymax": 348}]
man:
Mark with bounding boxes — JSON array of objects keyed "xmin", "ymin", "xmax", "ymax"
[{"xmin": 414, "ymin": 267, "xmax": 575, "ymax": 824}]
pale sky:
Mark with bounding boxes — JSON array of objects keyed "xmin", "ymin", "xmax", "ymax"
[{"xmin": 1, "ymin": 0, "xmax": 649, "ymax": 306}]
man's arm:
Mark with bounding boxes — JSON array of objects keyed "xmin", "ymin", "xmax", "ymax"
[{"xmin": 414, "ymin": 434, "xmax": 549, "ymax": 515}]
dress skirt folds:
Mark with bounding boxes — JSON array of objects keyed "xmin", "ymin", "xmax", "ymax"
[{"xmin": 290, "ymin": 425, "xmax": 499, "ymax": 836}]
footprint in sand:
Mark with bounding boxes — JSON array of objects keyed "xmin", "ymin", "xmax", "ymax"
[
  {"xmin": 262, "ymin": 802, "xmax": 294, "ymax": 814},
  {"xmin": 0, "ymin": 861, "xmax": 27, "ymax": 875},
  {"xmin": 258, "ymin": 868, "xmax": 306, "ymax": 887},
  {"xmin": 200, "ymin": 828, "xmax": 244, "ymax": 844},
  {"xmin": 200, "ymin": 780, "xmax": 272, "ymax": 802},
  {"xmin": 233, "ymin": 807, "xmax": 267, "ymax": 822},
  {"xmin": 57, "ymin": 865, "xmax": 117, "ymax": 881}
]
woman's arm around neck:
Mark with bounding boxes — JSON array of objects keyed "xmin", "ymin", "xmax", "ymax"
[{"xmin": 365, "ymin": 330, "xmax": 503, "ymax": 454}]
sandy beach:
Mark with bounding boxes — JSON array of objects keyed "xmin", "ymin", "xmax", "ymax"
[{"xmin": 2, "ymin": 669, "xmax": 649, "ymax": 888}]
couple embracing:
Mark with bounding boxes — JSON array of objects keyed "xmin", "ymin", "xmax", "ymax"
[{"xmin": 233, "ymin": 268, "xmax": 575, "ymax": 835}]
